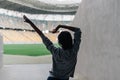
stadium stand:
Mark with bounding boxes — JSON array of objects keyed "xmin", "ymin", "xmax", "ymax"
[
  {"xmin": 0, "ymin": 14, "xmax": 66, "ymax": 44},
  {"xmin": 0, "ymin": 29, "xmax": 59, "ymax": 44}
]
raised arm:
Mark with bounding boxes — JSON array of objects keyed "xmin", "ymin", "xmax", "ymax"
[
  {"xmin": 23, "ymin": 15, "xmax": 57, "ymax": 54},
  {"xmin": 23, "ymin": 15, "xmax": 44, "ymax": 37},
  {"xmin": 50, "ymin": 24, "xmax": 81, "ymax": 33}
]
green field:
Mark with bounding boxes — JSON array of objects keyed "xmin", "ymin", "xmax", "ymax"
[{"xmin": 4, "ymin": 44, "xmax": 59, "ymax": 56}]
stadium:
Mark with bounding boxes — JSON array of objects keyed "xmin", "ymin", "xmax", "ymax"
[
  {"xmin": 1, "ymin": 0, "xmax": 119, "ymax": 80},
  {"xmin": 0, "ymin": 0, "xmax": 81, "ymax": 57},
  {"xmin": 0, "ymin": 0, "xmax": 81, "ymax": 80}
]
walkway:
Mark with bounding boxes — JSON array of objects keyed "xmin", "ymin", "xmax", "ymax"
[
  {"xmin": 0, "ymin": 64, "xmax": 51, "ymax": 80},
  {"xmin": 0, "ymin": 55, "xmax": 79, "ymax": 80},
  {"xmin": 3, "ymin": 55, "xmax": 52, "ymax": 65}
]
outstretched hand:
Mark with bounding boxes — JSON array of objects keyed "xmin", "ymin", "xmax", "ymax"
[
  {"xmin": 23, "ymin": 15, "xmax": 31, "ymax": 23},
  {"xmin": 49, "ymin": 29, "xmax": 57, "ymax": 33},
  {"xmin": 49, "ymin": 25, "xmax": 61, "ymax": 33},
  {"xmin": 49, "ymin": 28, "xmax": 60, "ymax": 33}
]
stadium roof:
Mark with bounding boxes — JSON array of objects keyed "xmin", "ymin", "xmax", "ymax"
[{"xmin": 0, "ymin": 0, "xmax": 81, "ymax": 15}]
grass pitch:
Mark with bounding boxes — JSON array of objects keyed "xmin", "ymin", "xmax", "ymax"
[{"xmin": 4, "ymin": 44, "xmax": 58, "ymax": 56}]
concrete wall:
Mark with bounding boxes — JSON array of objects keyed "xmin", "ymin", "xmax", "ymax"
[
  {"xmin": 0, "ymin": 34, "xmax": 3, "ymax": 68},
  {"xmin": 72, "ymin": 0, "xmax": 120, "ymax": 80}
]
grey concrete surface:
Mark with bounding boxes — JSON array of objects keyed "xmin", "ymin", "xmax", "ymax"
[
  {"xmin": 72, "ymin": 0, "xmax": 120, "ymax": 80},
  {"xmin": 0, "ymin": 64, "xmax": 78, "ymax": 80},
  {"xmin": 0, "ymin": 64, "xmax": 51, "ymax": 80}
]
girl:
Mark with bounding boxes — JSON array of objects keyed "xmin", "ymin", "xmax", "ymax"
[{"xmin": 23, "ymin": 15, "xmax": 81, "ymax": 80}]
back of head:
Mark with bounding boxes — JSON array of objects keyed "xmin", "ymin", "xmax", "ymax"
[{"xmin": 58, "ymin": 31, "xmax": 73, "ymax": 50}]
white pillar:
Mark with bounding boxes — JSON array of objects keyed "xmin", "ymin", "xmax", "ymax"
[
  {"xmin": 0, "ymin": 34, "xmax": 3, "ymax": 68},
  {"xmin": 72, "ymin": 0, "xmax": 120, "ymax": 80}
]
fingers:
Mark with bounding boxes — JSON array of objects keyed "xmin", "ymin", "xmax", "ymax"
[
  {"xmin": 23, "ymin": 15, "xmax": 25, "ymax": 18},
  {"xmin": 23, "ymin": 15, "xmax": 30, "ymax": 23},
  {"xmin": 49, "ymin": 30, "xmax": 55, "ymax": 33},
  {"xmin": 49, "ymin": 30, "xmax": 59, "ymax": 33},
  {"xmin": 23, "ymin": 15, "xmax": 27, "ymax": 20},
  {"xmin": 49, "ymin": 29, "xmax": 56, "ymax": 33},
  {"xmin": 23, "ymin": 15, "xmax": 28, "ymax": 19},
  {"xmin": 49, "ymin": 31, "xmax": 53, "ymax": 33},
  {"xmin": 23, "ymin": 15, "xmax": 27, "ymax": 22}
]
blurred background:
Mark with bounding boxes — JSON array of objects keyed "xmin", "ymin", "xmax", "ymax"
[{"xmin": 0, "ymin": 0, "xmax": 81, "ymax": 64}]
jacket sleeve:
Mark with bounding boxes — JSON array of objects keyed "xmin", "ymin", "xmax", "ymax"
[
  {"xmin": 41, "ymin": 35, "xmax": 58, "ymax": 55},
  {"xmin": 72, "ymin": 28, "xmax": 81, "ymax": 55}
]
